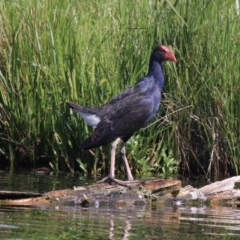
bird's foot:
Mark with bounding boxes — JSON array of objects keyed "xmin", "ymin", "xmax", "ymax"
[{"xmin": 97, "ymin": 175, "xmax": 143, "ymax": 188}]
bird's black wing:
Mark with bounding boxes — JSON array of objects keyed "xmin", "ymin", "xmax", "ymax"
[
  {"xmin": 102, "ymin": 77, "xmax": 147, "ymax": 108},
  {"xmin": 80, "ymin": 91, "xmax": 154, "ymax": 149}
]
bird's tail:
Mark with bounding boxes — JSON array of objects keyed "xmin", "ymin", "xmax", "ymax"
[
  {"xmin": 66, "ymin": 101, "xmax": 84, "ymax": 111},
  {"xmin": 66, "ymin": 101, "xmax": 100, "ymax": 114}
]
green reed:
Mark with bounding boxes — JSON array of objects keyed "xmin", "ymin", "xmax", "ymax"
[{"xmin": 0, "ymin": 0, "xmax": 239, "ymax": 179}]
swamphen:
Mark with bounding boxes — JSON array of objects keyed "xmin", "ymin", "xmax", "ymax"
[{"xmin": 67, "ymin": 45, "xmax": 176, "ymax": 184}]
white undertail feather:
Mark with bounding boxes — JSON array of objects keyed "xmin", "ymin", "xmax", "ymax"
[{"xmin": 78, "ymin": 112, "xmax": 100, "ymax": 127}]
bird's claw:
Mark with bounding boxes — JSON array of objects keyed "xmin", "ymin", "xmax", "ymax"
[{"xmin": 97, "ymin": 175, "xmax": 143, "ymax": 188}]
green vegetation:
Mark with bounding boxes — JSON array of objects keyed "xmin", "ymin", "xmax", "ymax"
[{"xmin": 0, "ymin": 0, "xmax": 239, "ymax": 179}]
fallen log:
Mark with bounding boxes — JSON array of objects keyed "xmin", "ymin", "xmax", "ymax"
[
  {"xmin": 178, "ymin": 176, "xmax": 240, "ymax": 206},
  {"xmin": 1, "ymin": 179, "xmax": 181, "ymax": 207},
  {"xmin": 0, "ymin": 191, "xmax": 42, "ymax": 200},
  {"xmin": 2, "ymin": 176, "xmax": 240, "ymax": 208}
]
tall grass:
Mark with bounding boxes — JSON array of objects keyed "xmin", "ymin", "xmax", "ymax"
[{"xmin": 0, "ymin": 0, "xmax": 239, "ymax": 179}]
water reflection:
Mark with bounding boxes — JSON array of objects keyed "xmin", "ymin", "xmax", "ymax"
[
  {"xmin": 0, "ymin": 171, "xmax": 239, "ymax": 239},
  {"xmin": 0, "ymin": 170, "xmax": 94, "ymax": 193},
  {"xmin": 1, "ymin": 204, "xmax": 240, "ymax": 239}
]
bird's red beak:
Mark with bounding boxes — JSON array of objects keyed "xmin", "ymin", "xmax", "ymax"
[
  {"xmin": 160, "ymin": 45, "xmax": 177, "ymax": 62},
  {"xmin": 165, "ymin": 51, "xmax": 177, "ymax": 62}
]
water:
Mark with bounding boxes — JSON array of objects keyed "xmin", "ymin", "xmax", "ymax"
[{"xmin": 0, "ymin": 171, "xmax": 240, "ymax": 239}]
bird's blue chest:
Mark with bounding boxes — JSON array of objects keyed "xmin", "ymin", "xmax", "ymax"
[
  {"xmin": 149, "ymin": 88, "xmax": 161, "ymax": 116},
  {"xmin": 152, "ymin": 91, "xmax": 161, "ymax": 112},
  {"xmin": 139, "ymin": 83, "xmax": 161, "ymax": 124},
  {"xmin": 135, "ymin": 68, "xmax": 164, "ymax": 125}
]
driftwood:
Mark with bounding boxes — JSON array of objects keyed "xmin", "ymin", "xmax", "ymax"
[
  {"xmin": 0, "ymin": 191, "xmax": 42, "ymax": 199},
  {"xmin": 1, "ymin": 176, "xmax": 240, "ymax": 207},
  {"xmin": 178, "ymin": 176, "xmax": 240, "ymax": 206},
  {"xmin": 0, "ymin": 179, "xmax": 181, "ymax": 207}
]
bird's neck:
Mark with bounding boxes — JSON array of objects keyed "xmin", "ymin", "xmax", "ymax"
[{"xmin": 147, "ymin": 60, "xmax": 164, "ymax": 89}]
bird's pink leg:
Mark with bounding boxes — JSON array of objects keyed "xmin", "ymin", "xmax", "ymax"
[
  {"xmin": 98, "ymin": 138, "xmax": 140, "ymax": 186},
  {"xmin": 120, "ymin": 142, "xmax": 134, "ymax": 181},
  {"xmin": 98, "ymin": 138, "xmax": 120, "ymax": 182},
  {"xmin": 109, "ymin": 137, "xmax": 121, "ymax": 178}
]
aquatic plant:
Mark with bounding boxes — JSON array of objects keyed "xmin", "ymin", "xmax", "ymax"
[{"xmin": 0, "ymin": 0, "xmax": 239, "ymax": 180}]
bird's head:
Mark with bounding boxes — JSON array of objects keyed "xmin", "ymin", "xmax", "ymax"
[{"xmin": 151, "ymin": 45, "xmax": 177, "ymax": 63}]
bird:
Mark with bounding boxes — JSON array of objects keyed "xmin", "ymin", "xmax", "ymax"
[{"xmin": 67, "ymin": 45, "xmax": 176, "ymax": 184}]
